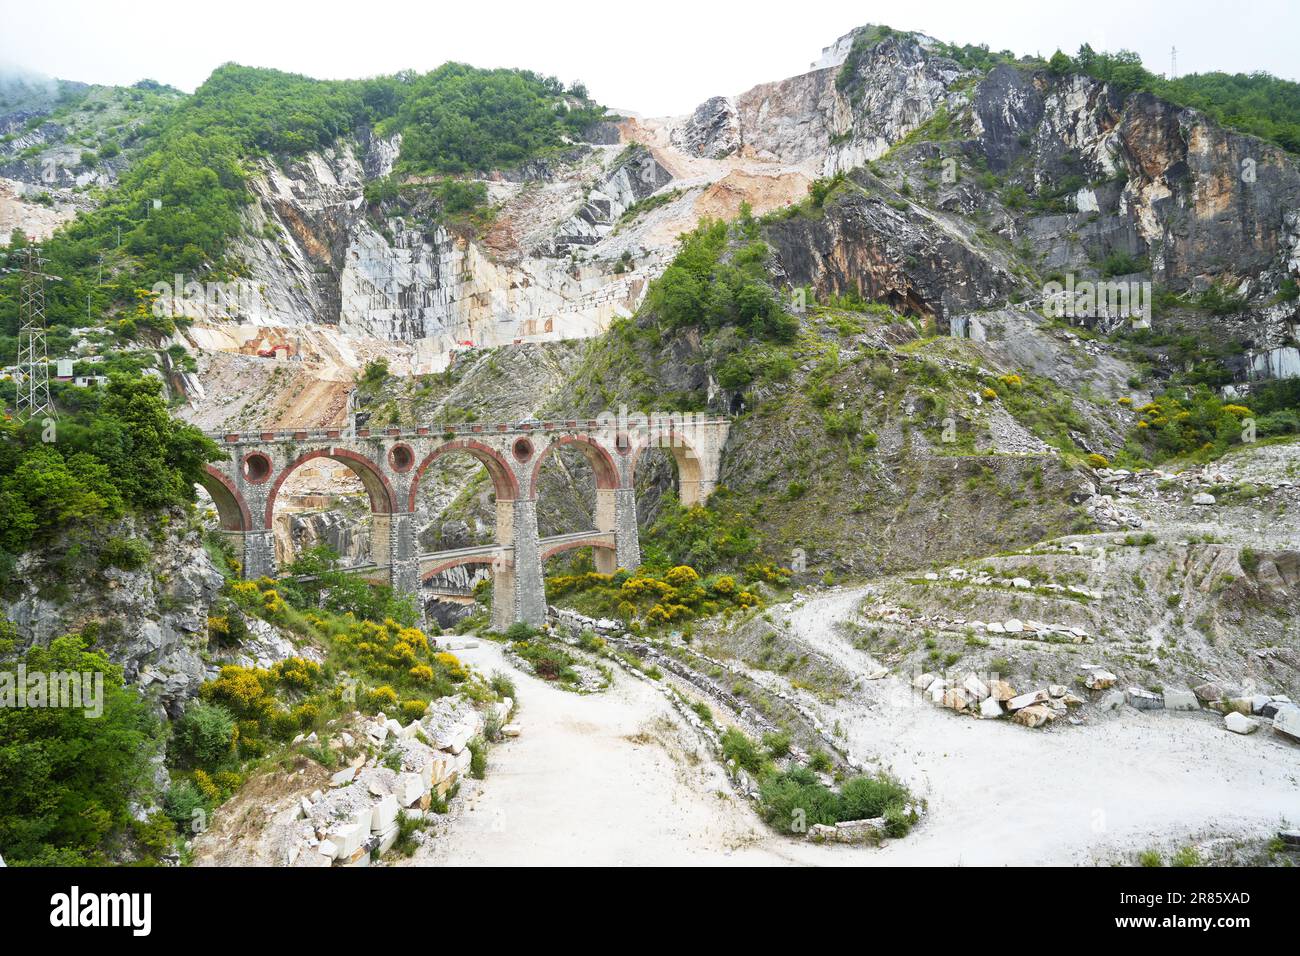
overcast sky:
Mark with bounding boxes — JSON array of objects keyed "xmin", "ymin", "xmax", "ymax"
[{"xmin": 1, "ymin": 0, "xmax": 1294, "ymax": 116}]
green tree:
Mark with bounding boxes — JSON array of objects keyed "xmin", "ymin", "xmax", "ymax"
[{"xmin": 0, "ymin": 630, "xmax": 161, "ymax": 865}]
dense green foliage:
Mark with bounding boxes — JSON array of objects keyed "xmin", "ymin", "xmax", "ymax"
[
  {"xmin": 1052, "ymin": 45, "xmax": 1300, "ymax": 153},
  {"xmin": 718, "ymin": 726, "xmax": 917, "ymax": 837},
  {"xmin": 639, "ymin": 491, "xmax": 761, "ymax": 570},
  {"xmin": 383, "ymin": 63, "xmax": 605, "ymax": 174},
  {"xmin": 0, "ymin": 375, "xmax": 221, "ymax": 587},
  {"xmin": 0, "ymin": 626, "xmax": 162, "ymax": 866},
  {"xmin": 646, "ymin": 215, "xmax": 796, "ymax": 341},
  {"xmin": 1120, "ymin": 388, "xmax": 1256, "ymax": 464}
]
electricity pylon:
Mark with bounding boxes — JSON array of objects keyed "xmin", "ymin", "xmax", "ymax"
[{"xmin": 16, "ymin": 243, "xmax": 59, "ymax": 420}]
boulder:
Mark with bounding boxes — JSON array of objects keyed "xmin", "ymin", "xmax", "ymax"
[
  {"xmin": 1126, "ymin": 687, "xmax": 1163, "ymax": 711},
  {"xmin": 371, "ymin": 794, "xmax": 400, "ymax": 833},
  {"xmin": 1048, "ymin": 684, "xmax": 1068, "ymax": 697},
  {"xmin": 329, "ymin": 766, "xmax": 357, "ymax": 788},
  {"xmin": 988, "ymin": 679, "xmax": 1016, "ymax": 701},
  {"xmin": 1224, "ymin": 712, "xmax": 1259, "ymax": 735},
  {"xmin": 395, "ymin": 772, "xmax": 427, "ymax": 808},
  {"xmin": 986, "ymin": 622, "xmax": 1006, "ymax": 634},
  {"xmin": 317, "ymin": 839, "xmax": 338, "ymax": 861},
  {"xmin": 1012, "ymin": 577, "xmax": 1032, "ymax": 589},
  {"xmin": 1012, "ymin": 704, "xmax": 1056, "ymax": 728},
  {"xmin": 1086, "ymin": 670, "xmax": 1117, "ymax": 690},
  {"xmin": 979, "ymin": 696, "xmax": 1004, "ymax": 719},
  {"xmin": 375, "ymin": 822, "xmax": 400, "ymax": 856},
  {"xmin": 1098, "ymin": 690, "xmax": 1126, "ymax": 712},
  {"xmin": 962, "ymin": 674, "xmax": 990, "ymax": 700},
  {"xmin": 807, "ymin": 823, "xmax": 838, "ymax": 843},
  {"xmin": 329, "ymin": 822, "xmax": 366, "ymax": 859},
  {"xmin": 501, "ymin": 723, "xmax": 521, "ymax": 737},
  {"xmin": 341, "ymin": 845, "xmax": 370, "ymax": 867},
  {"xmin": 1191, "ymin": 492, "xmax": 1216, "ymax": 505},
  {"xmin": 1259, "ymin": 697, "xmax": 1291, "ymax": 719},
  {"xmin": 912, "ymin": 671, "xmax": 938, "ymax": 690},
  {"xmin": 833, "ymin": 818, "xmax": 888, "ymax": 843},
  {"xmin": 1192, "ymin": 682, "xmax": 1225, "ymax": 704},
  {"xmin": 1007, "ymin": 689, "xmax": 1049, "ymax": 711},
  {"xmin": 1274, "ymin": 705, "xmax": 1300, "ymax": 742},
  {"xmin": 1163, "ymin": 688, "xmax": 1200, "ymax": 712},
  {"xmin": 941, "ymin": 688, "xmax": 970, "ymax": 712},
  {"xmin": 1004, "ymin": 619, "xmax": 1025, "ymax": 633}
]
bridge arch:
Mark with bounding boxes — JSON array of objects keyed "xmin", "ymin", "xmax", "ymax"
[
  {"xmin": 408, "ymin": 439, "xmax": 519, "ymax": 512},
  {"xmin": 540, "ymin": 537, "xmax": 616, "ymax": 563},
  {"xmin": 199, "ymin": 464, "xmax": 252, "ymax": 532},
  {"xmin": 420, "ymin": 553, "xmax": 511, "ymax": 583},
  {"xmin": 629, "ymin": 432, "xmax": 705, "ymax": 506},
  {"xmin": 527, "ymin": 434, "xmax": 620, "ymax": 498},
  {"xmin": 263, "ymin": 447, "xmax": 397, "ymax": 528}
]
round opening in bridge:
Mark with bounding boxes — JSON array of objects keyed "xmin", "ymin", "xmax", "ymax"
[
  {"xmin": 388, "ymin": 443, "xmax": 415, "ymax": 473},
  {"xmin": 242, "ymin": 452, "xmax": 273, "ymax": 483},
  {"xmin": 512, "ymin": 437, "xmax": 534, "ymax": 463}
]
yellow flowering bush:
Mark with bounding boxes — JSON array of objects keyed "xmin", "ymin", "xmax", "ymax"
[
  {"xmin": 367, "ymin": 685, "xmax": 399, "ymax": 712},
  {"xmin": 401, "ymin": 699, "xmax": 428, "ymax": 722},
  {"xmin": 434, "ymin": 652, "xmax": 469, "ymax": 681},
  {"xmin": 408, "ymin": 663, "xmax": 435, "ymax": 683},
  {"xmin": 193, "ymin": 769, "xmax": 221, "ymax": 804},
  {"xmin": 709, "ymin": 575, "xmax": 737, "ymax": 595},
  {"xmin": 664, "ymin": 565, "xmax": 700, "ymax": 587}
]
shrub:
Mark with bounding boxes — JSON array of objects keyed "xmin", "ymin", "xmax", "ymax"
[
  {"xmin": 162, "ymin": 780, "xmax": 208, "ymax": 831},
  {"xmin": 367, "ymin": 685, "xmax": 400, "ymax": 713},
  {"xmin": 172, "ymin": 700, "xmax": 237, "ymax": 769},
  {"xmin": 489, "ymin": 671, "xmax": 516, "ymax": 699},
  {"xmin": 758, "ymin": 767, "xmax": 841, "ymax": 832},
  {"xmin": 401, "ymin": 699, "xmax": 428, "ymax": 722},
  {"xmin": 720, "ymin": 728, "xmax": 769, "ymax": 776},
  {"xmin": 762, "ymin": 731, "xmax": 792, "ymax": 758},
  {"xmin": 467, "ymin": 738, "xmax": 487, "ymax": 779},
  {"xmin": 839, "ymin": 774, "xmax": 911, "ymax": 820},
  {"xmin": 100, "ymin": 535, "xmax": 151, "ymax": 570}
]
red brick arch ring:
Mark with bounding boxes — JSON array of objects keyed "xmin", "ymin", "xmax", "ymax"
[
  {"xmin": 409, "ymin": 439, "xmax": 520, "ymax": 512},
  {"xmin": 528, "ymin": 434, "xmax": 621, "ymax": 498},
  {"xmin": 263, "ymin": 448, "xmax": 398, "ymax": 528},
  {"xmin": 540, "ymin": 537, "xmax": 616, "ymax": 563},
  {"xmin": 420, "ymin": 553, "xmax": 511, "ymax": 583},
  {"xmin": 200, "ymin": 465, "xmax": 253, "ymax": 532}
]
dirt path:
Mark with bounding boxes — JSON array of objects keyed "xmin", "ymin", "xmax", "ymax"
[
  {"xmin": 408, "ymin": 611, "xmax": 1297, "ymax": 866},
  {"xmin": 407, "ymin": 642, "xmax": 817, "ymax": 866},
  {"xmin": 787, "ymin": 586, "xmax": 1300, "ymax": 865}
]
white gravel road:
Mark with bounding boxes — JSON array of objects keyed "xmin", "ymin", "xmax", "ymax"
[{"xmin": 409, "ymin": 604, "xmax": 1298, "ymax": 866}]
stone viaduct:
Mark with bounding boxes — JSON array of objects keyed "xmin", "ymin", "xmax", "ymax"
[{"xmin": 199, "ymin": 415, "xmax": 729, "ymax": 630}]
